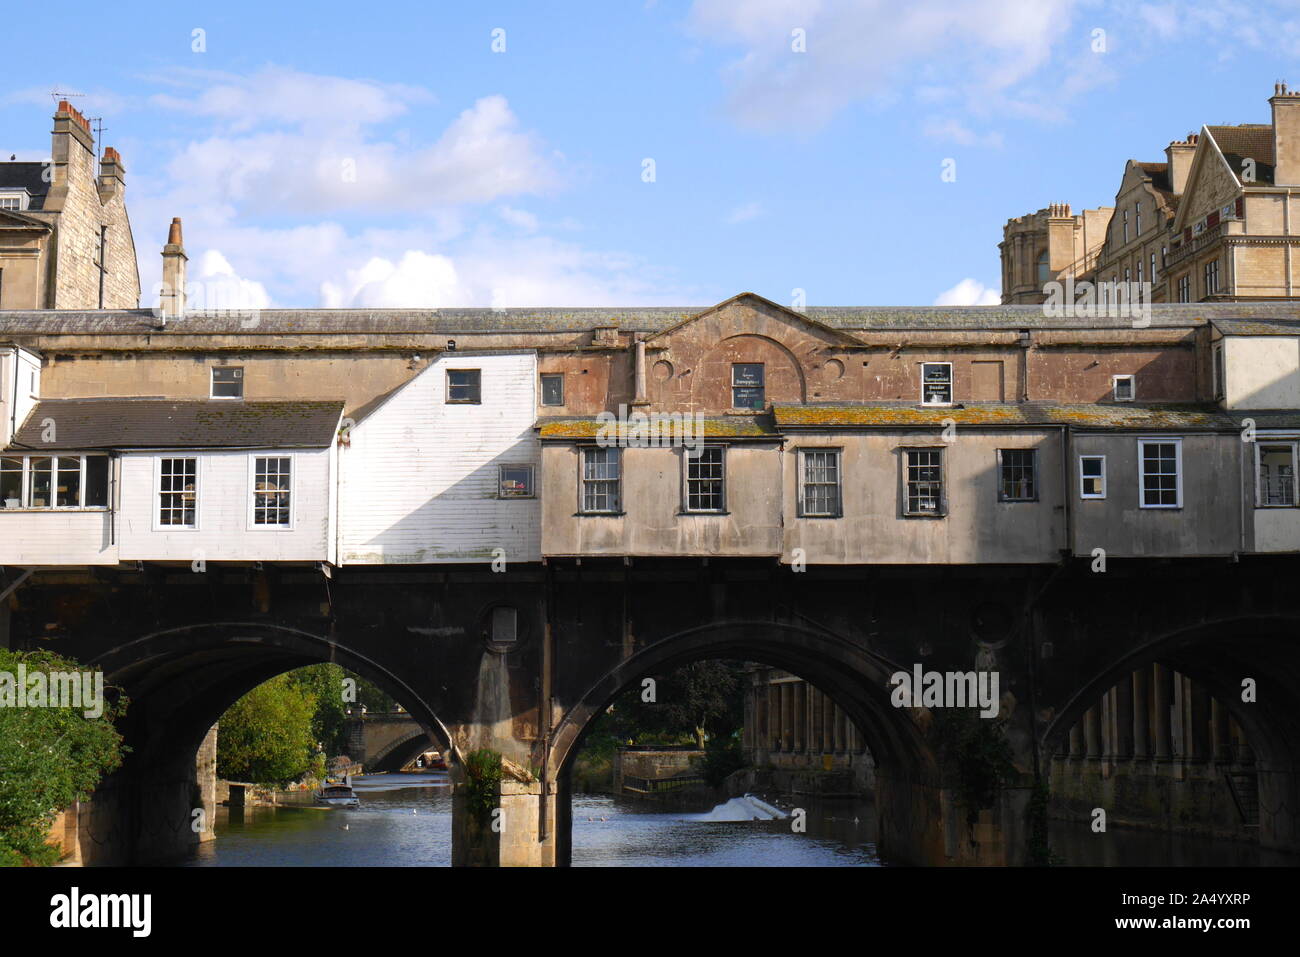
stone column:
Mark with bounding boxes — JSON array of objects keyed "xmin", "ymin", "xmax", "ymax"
[
  {"xmin": 1132, "ymin": 667, "xmax": 1150, "ymax": 759},
  {"xmin": 768, "ymin": 682, "xmax": 780, "ymax": 752},
  {"xmin": 1212, "ymin": 698, "xmax": 1231, "ymax": 763},
  {"xmin": 1153, "ymin": 663, "xmax": 1172, "ymax": 760},
  {"xmin": 811, "ymin": 689, "xmax": 824, "ymax": 753},
  {"xmin": 1190, "ymin": 681, "xmax": 1211, "ymax": 763},
  {"xmin": 793, "ymin": 682, "xmax": 806, "ymax": 753},
  {"xmin": 1084, "ymin": 705, "xmax": 1102, "ymax": 760},
  {"xmin": 1114, "ymin": 673, "xmax": 1134, "ymax": 760},
  {"xmin": 780, "ymin": 682, "xmax": 792, "ymax": 752},
  {"xmin": 822, "ymin": 696, "xmax": 835, "ymax": 753},
  {"xmin": 1069, "ymin": 722, "xmax": 1083, "ymax": 758},
  {"xmin": 833, "ymin": 704, "xmax": 846, "ymax": 753}
]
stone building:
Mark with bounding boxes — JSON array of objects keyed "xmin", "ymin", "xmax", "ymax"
[
  {"xmin": 0, "ymin": 101, "xmax": 140, "ymax": 309},
  {"xmin": 1002, "ymin": 84, "xmax": 1300, "ymax": 304}
]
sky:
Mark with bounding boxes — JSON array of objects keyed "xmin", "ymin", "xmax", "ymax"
[{"xmin": 3, "ymin": 0, "xmax": 1300, "ymax": 310}]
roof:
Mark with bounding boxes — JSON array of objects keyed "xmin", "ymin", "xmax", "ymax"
[
  {"xmin": 8, "ymin": 399, "xmax": 344, "ymax": 451},
  {"xmin": 1135, "ymin": 161, "xmax": 1173, "ymax": 193},
  {"xmin": 7, "ymin": 302, "xmax": 1300, "ymax": 338},
  {"xmin": 1206, "ymin": 125, "xmax": 1276, "ymax": 185},
  {"xmin": 537, "ymin": 414, "xmax": 779, "ymax": 440},
  {"xmin": 772, "ymin": 402, "xmax": 1259, "ymax": 431},
  {"xmin": 1211, "ymin": 317, "xmax": 1300, "ymax": 336},
  {"xmin": 0, "ymin": 162, "xmax": 52, "ymax": 210}
]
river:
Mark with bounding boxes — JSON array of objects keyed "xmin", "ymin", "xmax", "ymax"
[{"xmin": 186, "ymin": 772, "xmax": 1296, "ymax": 866}]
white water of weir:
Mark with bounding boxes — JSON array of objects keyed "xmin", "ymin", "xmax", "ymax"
[{"xmin": 693, "ymin": 794, "xmax": 789, "ymax": 822}]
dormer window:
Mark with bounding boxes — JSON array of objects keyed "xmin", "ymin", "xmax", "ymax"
[
  {"xmin": 0, "ymin": 190, "xmax": 29, "ymax": 211},
  {"xmin": 1113, "ymin": 375, "xmax": 1135, "ymax": 402}
]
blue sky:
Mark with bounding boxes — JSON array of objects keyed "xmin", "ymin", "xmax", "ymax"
[{"xmin": 3, "ymin": 0, "xmax": 1299, "ymax": 309}]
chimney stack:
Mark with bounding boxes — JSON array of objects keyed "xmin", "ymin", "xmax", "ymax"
[
  {"xmin": 1271, "ymin": 82, "xmax": 1300, "ymax": 185},
  {"xmin": 159, "ymin": 217, "xmax": 187, "ymax": 320},
  {"xmin": 98, "ymin": 146, "xmax": 125, "ymax": 202},
  {"xmin": 1165, "ymin": 132, "xmax": 1198, "ymax": 195},
  {"xmin": 45, "ymin": 100, "xmax": 96, "ymax": 208}
]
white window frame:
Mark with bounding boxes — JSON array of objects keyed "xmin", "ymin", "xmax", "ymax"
[
  {"xmin": 1, "ymin": 453, "xmax": 109, "ymax": 510},
  {"xmin": 0, "ymin": 190, "xmax": 29, "ymax": 211},
  {"xmin": 579, "ymin": 446, "xmax": 622, "ymax": 514},
  {"xmin": 210, "ymin": 366, "xmax": 244, "ymax": 399},
  {"xmin": 154, "ymin": 456, "xmax": 200, "ymax": 530},
  {"xmin": 902, "ymin": 447, "xmax": 946, "ymax": 517},
  {"xmin": 920, "ymin": 362, "xmax": 953, "ymax": 407},
  {"xmin": 796, "ymin": 448, "xmax": 842, "ymax": 518},
  {"xmin": 1112, "ymin": 374, "xmax": 1135, "ymax": 402},
  {"xmin": 1079, "ymin": 454, "xmax": 1107, "ymax": 500},
  {"xmin": 247, "ymin": 453, "xmax": 295, "ymax": 530},
  {"xmin": 446, "ymin": 368, "xmax": 482, "ymax": 404},
  {"xmin": 683, "ymin": 445, "xmax": 727, "ymax": 514},
  {"xmin": 1254, "ymin": 438, "xmax": 1299, "ymax": 509},
  {"xmin": 1138, "ymin": 438, "xmax": 1183, "ymax": 509},
  {"xmin": 539, "ymin": 373, "xmax": 564, "ymax": 407},
  {"xmin": 498, "ymin": 463, "xmax": 535, "ymax": 499}
]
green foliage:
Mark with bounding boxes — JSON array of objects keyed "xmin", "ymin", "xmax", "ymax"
[
  {"xmin": 1026, "ymin": 778, "xmax": 1062, "ymax": 866},
  {"xmin": 928, "ymin": 708, "xmax": 1018, "ymax": 826},
  {"xmin": 599, "ymin": 660, "xmax": 746, "ymax": 747},
  {"xmin": 701, "ymin": 733, "xmax": 747, "ymax": 788},
  {"xmin": 463, "ymin": 749, "xmax": 502, "ymax": 825},
  {"xmin": 288, "ymin": 663, "xmax": 351, "ymax": 756},
  {"xmin": 216, "ymin": 674, "xmax": 321, "ymax": 786},
  {"xmin": 0, "ymin": 648, "xmax": 127, "ymax": 866}
]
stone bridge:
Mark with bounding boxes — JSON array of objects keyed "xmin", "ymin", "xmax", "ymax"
[
  {"xmin": 345, "ymin": 712, "xmax": 436, "ymax": 772},
  {"xmin": 5, "ymin": 554, "xmax": 1299, "ymax": 866}
]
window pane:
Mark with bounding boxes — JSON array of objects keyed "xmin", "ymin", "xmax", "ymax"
[
  {"xmin": 253, "ymin": 456, "xmax": 291, "ymax": 525},
  {"xmin": 999, "ymin": 449, "xmax": 1036, "ymax": 501},
  {"xmin": 499, "ymin": 465, "xmax": 534, "ymax": 498},
  {"xmin": 906, "ymin": 450, "xmax": 943, "ymax": 514},
  {"xmin": 84, "ymin": 456, "xmax": 109, "ymax": 507},
  {"xmin": 56, "ymin": 456, "xmax": 82, "ymax": 507},
  {"xmin": 540, "ymin": 374, "xmax": 564, "ymax": 406},
  {"xmin": 732, "ymin": 363, "xmax": 765, "ymax": 409},
  {"xmin": 1260, "ymin": 445, "xmax": 1295, "ymax": 506},
  {"xmin": 160, "ymin": 458, "xmax": 197, "ymax": 525},
  {"xmin": 28, "ymin": 457, "xmax": 51, "ymax": 507},
  {"xmin": 1140, "ymin": 443, "xmax": 1179, "ymax": 506},
  {"xmin": 686, "ymin": 446, "xmax": 725, "ymax": 511},
  {"xmin": 448, "ymin": 369, "xmax": 481, "ymax": 403},
  {"xmin": 801, "ymin": 450, "xmax": 840, "ymax": 516},
  {"xmin": 0, "ymin": 457, "xmax": 22, "ymax": 507},
  {"xmin": 582, "ymin": 447, "xmax": 620, "ymax": 512},
  {"xmin": 212, "ymin": 367, "xmax": 243, "ymax": 398},
  {"xmin": 1080, "ymin": 456, "xmax": 1105, "ymax": 497}
]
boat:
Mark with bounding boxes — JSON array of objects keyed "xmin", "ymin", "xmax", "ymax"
[{"xmin": 315, "ymin": 775, "xmax": 360, "ymax": 808}]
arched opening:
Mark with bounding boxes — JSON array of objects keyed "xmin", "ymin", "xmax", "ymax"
[
  {"xmin": 78, "ymin": 622, "xmax": 457, "ymax": 865},
  {"xmin": 1042, "ymin": 616, "xmax": 1300, "ymax": 861},
  {"xmin": 548, "ymin": 620, "xmax": 939, "ymax": 866}
]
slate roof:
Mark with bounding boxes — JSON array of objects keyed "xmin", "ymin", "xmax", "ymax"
[
  {"xmin": 7, "ymin": 302, "xmax": 1300, "ymax": 338},
  {"xmin": 1211, "ymin": 317, "xmax": 1300, "ymax": 336},
  {"xmin": 1206, "ymin": 125, "xmax": 1276, "ymax": 185},
  {"xmin": 0, "ymin": 162, "xmax": 51, "ymax": 210},
  {"xmin": 9, "ymin": 398, "xmax": 344, "ymax": 450},
  {"xmin": 772, "ymin": 402, "xmax": 1263, "ymax": 431}
]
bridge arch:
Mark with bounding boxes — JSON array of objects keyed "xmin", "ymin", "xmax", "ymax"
[{"xmin": 548, "ymin": 618, "xmax": 940, "ymax": 865}]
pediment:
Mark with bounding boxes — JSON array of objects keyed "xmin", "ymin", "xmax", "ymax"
[{"xmin": 645, "ymin": 292, "xmax": 862, "ymax": 350}]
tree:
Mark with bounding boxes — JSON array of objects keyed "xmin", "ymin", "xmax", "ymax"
[
  {"xmin": 216, "ymin": 674, "xmax": 321, "ymax": 786},
  {"xmin": 288, "ymin": 663, "xmax": 350, "ymax": 756},
  {"xmin": 0, "ymin": 648, "xmax": 127, "ymax": 866},
  {"xmin": 603, "ymin": 660, "xmax": 745, "ymax": 747}
]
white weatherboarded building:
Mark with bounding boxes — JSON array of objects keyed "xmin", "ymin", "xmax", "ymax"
[{"xmin": 339, "ymin": 351, "xmax": 540, "ymax": 564}]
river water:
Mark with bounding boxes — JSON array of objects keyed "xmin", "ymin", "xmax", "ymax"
[{"xmin": 186, "ymin": 772, "xmax": 1294, "ymax": 867}]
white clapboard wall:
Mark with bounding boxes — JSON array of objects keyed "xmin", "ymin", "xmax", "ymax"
[
  {"xmin": 339, "ymin": 351, "xmax": 540, "ymax": 564},
  {"xmin": 117, "ymin": 448, "xmax": 334, "ymax": 562}
]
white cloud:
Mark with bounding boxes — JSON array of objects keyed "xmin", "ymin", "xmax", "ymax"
[
  {"xmin": 933, "ymin": 278, "xmax": 1000, "ymax": 306},
  {"xmin": 921, "ymin": 119, "xmax": 1004, "ymax": 149},
  {"xmin": 497, "ymin": 206, "xmax": 540, "ymax": 232},
  {"xmin": 726, "ymin": 201, "xmax": 763, "ymax": 224},
  {"xmin": 187, "ymin": 249, "xmax": 272, "ymax": 312}
]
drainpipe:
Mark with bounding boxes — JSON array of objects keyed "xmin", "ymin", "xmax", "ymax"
[{"xmin": 1060, "ymin": 425, "xmax": 1073, "ymax": 558}]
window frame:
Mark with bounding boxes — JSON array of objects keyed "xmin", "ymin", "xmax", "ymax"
[
  {"xmin": 1177, "ymin": 274, "xmax": 1191, "ymax": 302},
  {"xmin": 1078, "ymin": 454, "xmax": 1107, "ymax": 500},
  {"xmin": 996, "ymin": 448, "xmax": 1039, "ymax": 503},
  {"xmin": 1137, "ymin": 438, "xmax": 1183, "ymax": 510},
  {"xmin": 210, "ymin": 366, "xmax": 244, "ymax": 399},
  {"xmin": 446, "ymin": 368, "xmax": 482, "ymax": 405},
  {"xmin": 902, "ymin": 447, "xmax": 946, "ymax": 518},
  {"xmin": 155, "ymin": 456, "xmax": 199, "ymax": 530},
  {"xmin": 682, "ymin": 444, "xmax": 727, "ymax": 514},
  {"xmin": 1255, "ymin": 439, "xmax": 1299, "ymax": 509},
  {"xmin": 578, "ymin": 445, "xmax": 622, "ymax": 515},
  {"xmin": 497, "ymin": 463, "xmax": 536, "ymax": 499},
  {"xmin": 920, "ymin": 362, "xmax": 953, "ymax": 407},
  {"xmin": 0, "ymin": 453, "xmax": 110, "ymax": 510},
  {"xmin": 1112, "ymin": 374, "xmax": 1136, "ymax": 402},
  {"xmin": 796, "ymin": 447, "xmax": 843, "ymax": 519},
  {"xmin": 731, "ymin": 363, "xmax": 765, "ymax": 411},
  {"xmin": 247, "ymin": 454, "xmax": 295, "ymax": 530},
  {"xmin": 539, "ymin": 372, "xmax": 565, "ymax": 407}
]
